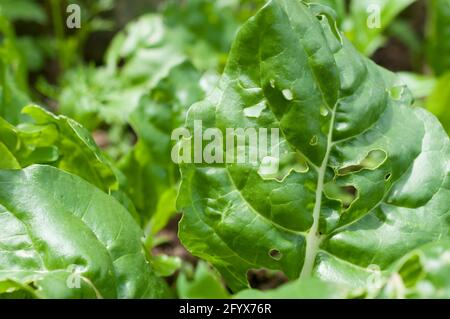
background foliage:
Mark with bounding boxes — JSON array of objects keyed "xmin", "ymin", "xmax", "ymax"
[{"xmin": 0, "ymin": 0, "xmax": 448, "ymax": 299}]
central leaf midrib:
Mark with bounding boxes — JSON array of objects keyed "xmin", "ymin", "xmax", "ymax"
[
  {"xmin": 300, "ymin": 103, "xmax": 337, "ymax": 279},
  {"xmin": 258, "ymin": 1, "xmax": 340, "ymax": 279}
]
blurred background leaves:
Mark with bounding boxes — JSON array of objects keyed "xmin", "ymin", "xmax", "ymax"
[{"xmin": 0, "ymin": 0, "xmax": 449, "ymax": 297}]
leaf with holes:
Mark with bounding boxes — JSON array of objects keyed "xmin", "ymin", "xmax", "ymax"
[
  {"xmin": 177, "ymin": 0, "xmax": 450, "ymax": 292},
  {"xmin": 0, "ymin": 165, "xmax": 169, "ymax": 299},
  {"xmin": 378, "ymin": 240, "xmax": 450, "ymax": 298},
  {"xmin": 305, "ymin": 0, "xmax": 417, "ymax": 56}
]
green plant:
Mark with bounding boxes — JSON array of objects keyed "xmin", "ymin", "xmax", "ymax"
[
  {"xmin": 427, "ymin": 0, "xmax": 450, "ymax": 75},
  {"xmin": 56, "ymin": 0, "xmax": 263, "ymax": 229},
  {"xmin": 0, "ymin": 165, "xmax": 169, "ymax": 298},
  {"xmin": 306, "ymin": 0, "xmax": 417, "ymax": 56},
  {"xmin": 0, "ymin": 0, "xmax": 449, "ymax": 300},
  {"xmin": 395, "ymin": 0, "xmax": 450, "ymax": 134},
  {"xmin": 423, "ymin": 0, "xmax": 450, "ymax": 134},
  {"xmin": 177, "ymin": 0, "xmax": 450, "ymax": 297}
]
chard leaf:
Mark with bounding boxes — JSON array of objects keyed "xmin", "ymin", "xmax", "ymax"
[
  {"xmin": 177, "ymin": 262, "xmax": 230, "ymax": 299},
  {"xmin": 178, "ymin": 0, "xmax": 450, "ymax": 292},
  {"xmin": 1, "ymin": 105, "xmax": 118, "ymax": 192},
  {"xmin": 234, "ymin": 277, "xmax": 352, "ymax": 299},
  {"xmin": 0, "ymin": 117, "xmax": 20, "ymax": 169},
  {"xmin": 379, "ymin": 240, "xmax": 450, "ymax": 298},
  {"xmin": 119, "ymin": 62, "xmax": 206, "ymax": 224},
  {"xmin": 0, "ymin": 165, "xmax": 169, "ymax": 299},
  {"xmin": 0, "ymin": 141, "xmax": 19, "ymax": 169},
  {"xmin": 308, "ymin": 0, "xmax": 416, "ymax": 56},
  {"xmin": 397, "ymin": 72, "xmax": 437, "ymax": 101},
  {"xmin": 305, "ymin": 0, "xmax": 345, "ymax": 24},
  {"xmin": 0, "ymin": 60, "xmax": 30, "ymax": 125},
  {"xmin": 346, "ymin": 0, "xmax": 416, "ymax": 56}
]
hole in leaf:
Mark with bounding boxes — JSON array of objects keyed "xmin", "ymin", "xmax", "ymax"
[
  {"xmin": 320, "ymin": 105, "xmax": 329, "ymax": 116},
  {"xmin": 309, "ymin": 135, "xmax": 318, "ymax": 146},
  {"xmin": 385, "ymin": 173, "xmax": 392, "ymax": 181},
  {"xmin": 388, "ymin": 86, "xmax": 405, "ymax": 100},
  {"xmin": 338, "ymin": 150, "xmax": 387, "ymax": 175},
  {"xmin": 324, "ymin": 183, "xmax": 358, "ymax": 210},
  {"xmin": 258, "ymin": 151, "xmax": 308, "ymax": 182},
  {"xmin": 247, "ymin": 269, "xmax": 289, "ymax": 290},
  {"xmin": 282, "ymin": 89, "xmax": 294, "ymax": 101},
  {"xmin": 269, "ymin": 249, "xmax": 282, "ymax": 261},
  {"xmin": 270, "ymin": 79, "xmax": 276, "ymax": 88},
  {"xmin": 398, "ymin": 254, "xmax": 425, "ymax": 288},
  {"xmin": 243, "ymin": 101, "xmax": 267, "ymax": 118},
  {"xmin": 341, "ymin": 186, "xmax": 357, "ymax": 209},
  {"xmin": 118, "ymin": 57, "xmax": 126, "ymax": 69},
  {"xmin": 28, "ymin": 281, "xmax": 38, "ymax": 290}
]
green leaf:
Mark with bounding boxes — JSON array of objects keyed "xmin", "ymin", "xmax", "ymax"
[
  {"xmin": 345, "ymin": 0, "xmax": 416, "ymax": 56},
  {"xmin": 177, "ymin": 262, "xmax": 230, "ymax": 299},
  {"xmin": 150, "ymin": 187, "xmax": 178, "ymax": 235},
  {"xmin": 236, "ymin": 241, "xmax": 450, "ymax": 298},
  {"xmin": 118, "ymin": 62, "xmax": 206, "ymax": 224},
  {"xmin": 60, "ymin": 32, "xmax": 185, "ymax": 130},
  {"xmin": 17, "ymin": 105, "xmax": 118, "ymax": 192},
  {"xmin": 0, "ymin": 141, "xmax": 19, "ymax": 169},
  {"xmin": 305, "ymin": 0, "xmax": 345, "ymax": 24},
  {"xmin": 114, "ymin": 15, "xmax": 187, "ymax": 88},
  {"xmin": 397, "ymin": 72, "xmax": 437, "ymax": 101},
  {"xmin": 59, "ymin": 1, "xmax": 263, "ymax": 132},
  {"xmin": 426, "ymin": 0, "xmax": 450, "ymax": 75},
  {"xmin": 0, "ymin": 104, "xmax": 118, "ymax": 193},
  {"xmin": 15, "ymin": 37, "xmax": 47, "ymax": 72},
  {"xmin": 0, "ymin": 0, "xmax": 47, "ymax": 23},
  {"xmin": 426, "ymin": 72, "xmax": 450, "ymax": 134},
  {"xmin": 235, "ymin": 277, "xmax": 351, "ymax": 299},
  {"xmin": 306, "ymin": 0, "xmax": 417, "ymax": 56},
  {"xmin": 0, "ymin": 165, "xmax": 169, "ymax": 299},
  {"xmin": 111, "ymin": 189, "xmax": 141, "ymax": 225},
  {"xmin": 0, "ymin": 116, "xmax": 20, "ymax": 169},
  {"xmin": 177, "ymin": 0, "xmax": 450, "ymax": 293},
  {"xmin": 380, "ymin": 240, "xmax": 450, "ymax": 298},
  {"xmin": 162, "ymin": 0, "xmax": 256, "ymax": 70},
  {"xmin": 0, "ymin": 60, "xmax": 30, "ymax": 125},
  {"xmin": 151, "ymin": 255, "xmax": 182, "ymax": 277},
  {"xmin": 58, "ymin": 65, "xmax": 143, "ymax": 129}
]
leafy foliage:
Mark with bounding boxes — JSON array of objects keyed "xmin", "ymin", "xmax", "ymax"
[
  {"xmin": 177, "ymin": 262, "xmax": 230, "ymax": 299},
  {"xmin": 0, "ymin": 0, "xmax": 449, "ymax": 299},
  {"xmin": 178, "ymin": 0, "xmax": 450, "ymax": 295},
  {"xmin": 57, "ymin": 0, "xmax": 261, "ymax": 225},
  {"xmin": 307, "ymin": 0, "xmax": 417, "ymax": 56},
  {"xmin": 0, "ymin": 165, "xmax": 169, "ymax": 298},
  {"xmin": 426, "ymin": 72, "xmax": 450, "ymax": 134},
  {"xmin": 427, "ymin": 0, "xmax": 450, "ymax": 75},
  {"xmin": 0, "ymin": 105, "xmax": 117, "ymax": 191},
  {"xmin": 235, "ymin": 277, "xmax": 352, "ymax": 299},
  {"xmin": 0, "ymin": 0, "xmax": 46, "ymax": 24}
]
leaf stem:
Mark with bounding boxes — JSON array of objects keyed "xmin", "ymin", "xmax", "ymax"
[
  {"xmin": 300, "ymin": 105, "xmax": 336, "ymax": 279},
  {"xmin": 49, "ymin": 0, "xmax": 66, "ymax": 71}
]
